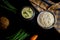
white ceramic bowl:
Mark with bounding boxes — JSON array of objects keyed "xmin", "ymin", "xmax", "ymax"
[{"xmin": 37, "ymin": 11, "xmax": 56, "ymax": 29}]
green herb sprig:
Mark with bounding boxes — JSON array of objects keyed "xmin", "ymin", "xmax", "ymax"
[
  {"xmin": 6, "ymin": 29, "xmax": 30, "ymax": 40},
  {"xmin": 0, "ymin": 0, "xmax": 17, "ymax": 13}
]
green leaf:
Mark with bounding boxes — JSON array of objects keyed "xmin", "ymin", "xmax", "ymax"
[
  {"xmin": 18, "ymin": 33, "xmax": 28, "ymax": 40},
  {"xmin": 0, "ymin": 5, "xmax": 16, "ymax": 13},
  {"xmin": 11, "ymin": 29, "xmax": 23, "ymax": 40},
  {"xmin": 15, "ymin": 31, "xmax": 25, "ymax": 40},
  {"xmin": 6, "ymin": 29, "xmax": 30, "ymax": 40},
  {"xmin": 3, "ymin": 0, "xmax": 16, "ymax": 10}
]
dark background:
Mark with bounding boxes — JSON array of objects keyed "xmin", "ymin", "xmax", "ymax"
[{"xmin": 0, "ymin": 0, "xmax": 60, "ymax": 40}]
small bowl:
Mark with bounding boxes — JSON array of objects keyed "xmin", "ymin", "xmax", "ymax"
[
  {"xmin": 37, "ymin": 11, "xmax": 57, "ymax": 29},
  {"xmin": 21, "ymin": 6, "xmax": 35, "ymax": 20}
]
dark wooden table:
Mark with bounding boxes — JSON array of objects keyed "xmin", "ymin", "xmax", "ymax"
[{"xmin": 0, "ymin": 0, "xmax": 60, "ymax": 40}]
